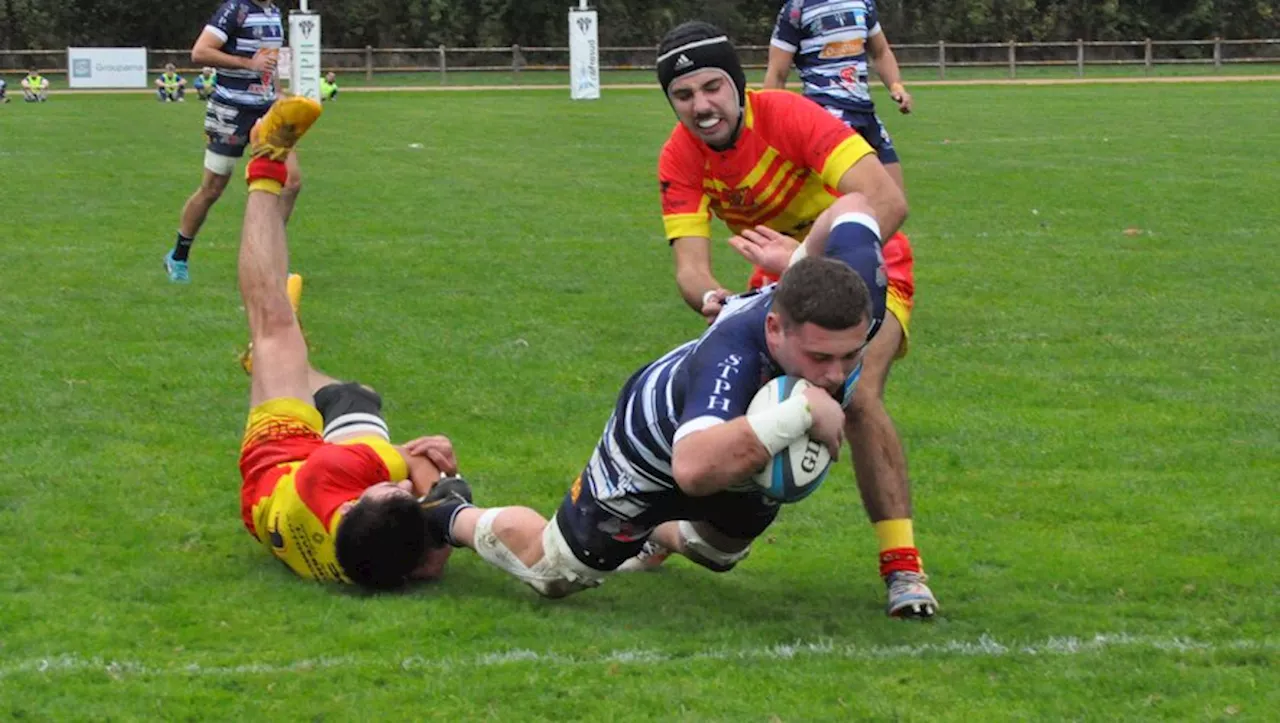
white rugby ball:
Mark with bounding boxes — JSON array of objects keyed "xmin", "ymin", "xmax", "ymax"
[{"xmin": 747, "ymin": 376, "xmax": 832, "ymax": 503}]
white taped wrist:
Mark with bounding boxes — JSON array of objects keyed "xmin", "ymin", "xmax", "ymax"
[
  {"xmin": 746, "ymin": 395, "xmax": 812, "ymax": 456},
  {"xmin": 788, "ymin": 242, "xmax": 809, "ymax": 268},
  {"xmin": 702, "ymin": 289, "xmax": 719, "ymax": 307}
]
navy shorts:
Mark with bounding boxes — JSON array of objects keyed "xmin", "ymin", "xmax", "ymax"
[
  {"xmin": 834, "ymin": 109, "xmax": 899, "ymax": 165},
  {"xmin": 204, "ymin": 98, "xmax": 270, "ymax": 158},
  {"xmin": 555, "ymin": 465, "xmax": 782, "ymax": 572}
]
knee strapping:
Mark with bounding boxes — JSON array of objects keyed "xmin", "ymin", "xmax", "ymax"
[
  {"xmin": 472, "ymin": 509, "xmax": 603, "ymax": 599},
  {"xmin": 678, "ymin": 520, "xmax": 751, "ymax": 572}
]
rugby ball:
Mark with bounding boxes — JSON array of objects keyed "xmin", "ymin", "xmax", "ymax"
[{"xmin": 748, "ymin": 376, "xmax": 832, "ymax": 503}]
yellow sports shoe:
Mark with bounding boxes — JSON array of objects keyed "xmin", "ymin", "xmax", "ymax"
[
  {"xmin": 250, "ymin": 96, "xmax": 323, "ymax": 161},
  {"xmin": 241, "ymin": 273, "xmax": 305, "ymax": 375}
]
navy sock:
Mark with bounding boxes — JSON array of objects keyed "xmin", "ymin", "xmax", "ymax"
[
  {"xmin": 424, "ymin": 499, "xmax": 473, "ymax": 548},
  {"xmin": 172, "ymin": 233, "xmax": 195, "ymax": 262}
]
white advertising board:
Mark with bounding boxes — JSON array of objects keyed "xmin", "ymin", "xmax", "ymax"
[{"xmin": 67, "ymin": 47, "xmax": 148, "ymax": 88}]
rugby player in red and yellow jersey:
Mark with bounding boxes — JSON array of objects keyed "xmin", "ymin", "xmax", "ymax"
[
  {"xmin": 648, "ymin": 21, "xmax": 936, "ymax": 618},
  {"xmin": 235, "ymin": 97, "xmax": 474, "ymax": 589}
]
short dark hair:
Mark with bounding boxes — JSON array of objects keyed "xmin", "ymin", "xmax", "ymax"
[
  {"xmin": 772, "ymin": 256, "xmax": 871, "ymax": 331},
  {"xmin": 335, "ymin": 495, "xmax": 427, "ymax": 590}
]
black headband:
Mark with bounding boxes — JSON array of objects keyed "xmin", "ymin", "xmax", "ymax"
[{"xmin": 656, "ymin": 35, "xmax": 746, "ymax": 108}]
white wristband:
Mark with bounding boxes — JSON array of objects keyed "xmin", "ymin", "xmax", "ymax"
[
  {"xmin": 746, "ymin": 395, "xmax": 812, "ymax": 456},
  {"xmin": 788, "ymin": 242, "xmax": 808, "ymax": 267},
  {"xmin": 702, "ymin": 289, "xmax": 720, "ymax": 308}
]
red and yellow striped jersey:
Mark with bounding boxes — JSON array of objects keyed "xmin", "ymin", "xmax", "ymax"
[
  {"xmin": 659, "ymin": 89, "xmax": 874, "ymax": 242},
  {"xmin": 239, "ymin": 398, "xmax": 409, "ymax": 583}
]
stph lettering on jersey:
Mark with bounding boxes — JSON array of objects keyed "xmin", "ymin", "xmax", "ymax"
[{"xmin": 707, "ymin": 354, "xmax": 743, "ymax": 412}]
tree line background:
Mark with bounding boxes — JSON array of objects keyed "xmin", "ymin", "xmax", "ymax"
[{"xmin": 1, "ymin": 0, "xmax": 1276, "ymax": 50}]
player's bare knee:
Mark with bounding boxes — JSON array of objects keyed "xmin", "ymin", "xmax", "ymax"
[
  {"xmin": 201, "ymin": 177, "xmax": 229, "ymax": 202},
  {"xmin": 473, "ymin": 509, "xmax": 603, "ymax": 598},
  {"xmin": 251, "ymin": 297, "xmax": 298, "ymax": 338}
]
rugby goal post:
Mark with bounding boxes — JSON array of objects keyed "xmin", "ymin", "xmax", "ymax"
[
  {"xmin": 287, "ymin": 0, "xmax": 322, "ymax": 100},
  {"xmin": 569, "ymin": 1, "xmax": 600, "ymax": 100}
]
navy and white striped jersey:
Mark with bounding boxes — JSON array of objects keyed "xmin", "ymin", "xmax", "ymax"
[
  {"xmin": 586, "ymin": 290, "xmax": 784, "ymax": 517},
  {"xmin": 771, "ymin": 0, "xmax": 882, "ymax": 114},
  {"xmin": 585, "ymin": 214, "xmax": 887, "ymax": 519},
  {"xmin": 205, "ymin": 0, "xmax": 283, "ymax": 108}
]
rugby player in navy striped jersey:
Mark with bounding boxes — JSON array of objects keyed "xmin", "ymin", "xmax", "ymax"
[
  {"xmin": 422, "ymin": 194, "xmax": 938, "ymax": 616},
  {"xmin": 164, "ymin": 0, "xmax": 297, "ymax": 284}
]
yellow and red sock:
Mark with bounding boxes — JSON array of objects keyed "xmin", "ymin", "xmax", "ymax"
[
  {"xmin": 245, "ymin": 157, "xmax": 287, "ymax": 195},
  {"xmin": 875, "ymin": 519, "xmax": 923, "ymax": 577}
]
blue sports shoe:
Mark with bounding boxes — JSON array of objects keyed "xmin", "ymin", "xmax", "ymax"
[{"xmin": 164, "ymin": 250, "xmax": 189, "ymax": 283}]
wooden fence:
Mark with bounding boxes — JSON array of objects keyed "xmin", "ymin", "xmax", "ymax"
[{"xmin": 3, "ymin": 39, "xmax": 1278, "ymax": 81}]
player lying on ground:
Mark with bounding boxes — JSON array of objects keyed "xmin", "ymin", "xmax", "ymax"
[
  {"xmin": 235, "ymin": 97, "xmax": 468, "ymax": 589},
  {"xmin": 422, "ymin": 195, "xmax": 935, "ymax": 616},
  {"xmin": 653, "ymin": 21, "xmax": 934, "ymax": 617}
]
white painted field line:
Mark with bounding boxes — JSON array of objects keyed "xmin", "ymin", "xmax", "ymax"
[{"xmin": 0, "ymin": 633, "xmax": 1271, "ymax": 681}]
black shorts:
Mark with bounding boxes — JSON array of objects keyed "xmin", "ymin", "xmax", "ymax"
[
  {"xmin": 835, "ymin": 109, "xmax": 900, "ymax": 165},
  {"xmin": 204, "ymin": 98, "xmax": 271, "ymax": 158},
  {"xmin": 555, "ymin": 463, "xmax": 782, "ymax": 572},
  {"xmin": 313, "ymin": 382, "xmax": 387, "ymax": 439}
]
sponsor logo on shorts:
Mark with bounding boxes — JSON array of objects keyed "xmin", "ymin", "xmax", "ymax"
[{"xmin": 596, "ymin": 517, "xmax": 647, "ymax": 542}]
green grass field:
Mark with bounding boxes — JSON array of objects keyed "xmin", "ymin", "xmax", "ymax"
[{"xmin": 1, "ymin": 83, "xmax": 1277, "ymax": 720}]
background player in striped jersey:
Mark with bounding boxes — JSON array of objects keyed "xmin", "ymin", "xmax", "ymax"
[
  {"xmin": 766, "ymin": 0, "xmax": 912, "ymax": 193},
  {"xmin": 164, "ymin": 0, "xmax": 299, "ymax": 284},
  {"xmin": 651, "ymin": 22, "xmax": 935, "ymax": 617},
  {"xmin": 421, "ymin": 196, "xmax": 940, "ymax": 616},
  {"xmin": 234, "ymin": 97, "xmax": 464, "ymax": 589}
]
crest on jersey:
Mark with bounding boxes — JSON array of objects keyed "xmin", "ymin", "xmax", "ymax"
[{"xmin": 724, "ymin": 187, "xmax": 755, "ymax": 208}]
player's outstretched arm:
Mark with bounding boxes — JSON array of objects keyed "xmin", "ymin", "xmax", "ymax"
[
  {"xmin": 730, "ymin": 192, "xmax": 882, "ymax": 276},
  {"xmin": 672, "ymin": 235, "xmax": 730, "ymax": 321},
  {"xmin": 728, "ymin": 226, "xmax": 800, "ymax": 277}
]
